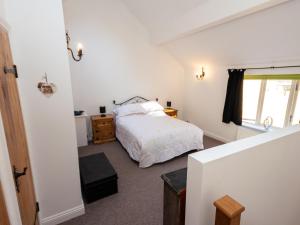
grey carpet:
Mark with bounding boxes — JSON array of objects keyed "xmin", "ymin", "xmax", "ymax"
[{"xmin": 60, "ymin": 136, "xmax": 223, "ymax": 225}]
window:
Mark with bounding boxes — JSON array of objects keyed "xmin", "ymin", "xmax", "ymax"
[
  {"xmin": 242, "ymin": 74, "xmax": 300, "ymax": 128},
  {"xmin": 242, "ymin": 80, "xmax": 261, "ymax": 124}
]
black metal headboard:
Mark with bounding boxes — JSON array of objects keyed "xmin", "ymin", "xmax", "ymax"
[{"xmin": 113, "ymin": 96, "xmax": 158, "ymax": 106}]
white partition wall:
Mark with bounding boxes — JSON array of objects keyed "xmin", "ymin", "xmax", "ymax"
[{"xmin": 186, "ymin": 125, "xmax": 300, "ymax": 225}]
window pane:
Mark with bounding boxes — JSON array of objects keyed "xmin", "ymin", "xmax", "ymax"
[
  {"xmin": 292, "ymin": 89, "xmax": 300, "ymax": 125},
  {"xmin": 261, "ymin": 80, "xmax": 292, "ymax": 128},
  {"xmin": 243, "ymin": 80, "xmax": 261, "ymax": 124}
]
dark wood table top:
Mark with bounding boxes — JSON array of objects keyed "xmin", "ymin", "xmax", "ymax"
[{"xmin": 161, "ymin": 168, "xmax": 187, "ymax": 195}]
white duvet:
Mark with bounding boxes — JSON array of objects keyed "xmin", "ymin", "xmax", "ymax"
[{"xmin": 116, "ymin": 111, "xmax": 204, "ymax": 168}]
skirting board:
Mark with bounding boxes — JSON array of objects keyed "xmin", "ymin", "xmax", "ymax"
[
  {"xmin": 204, "ymin": 130, "xmax": 231, "ymax": 143},
  {"xmin": 41, "ymin": 204, "xmax": 85, "ymax": 225}
]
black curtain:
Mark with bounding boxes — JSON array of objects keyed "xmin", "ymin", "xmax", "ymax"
[{"xmin": 222, "ymin": 69, "xmax": 245, "ymax": 125}]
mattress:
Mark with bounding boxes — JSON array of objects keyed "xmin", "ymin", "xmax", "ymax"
[{"xmin": 115, "ymin": 111, "xmax": 204, "ymax": 168}]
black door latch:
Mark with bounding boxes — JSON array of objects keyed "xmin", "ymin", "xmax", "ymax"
[
  {"xmin": 4, "ymin": 65, "xmax": 18, "ymax": 78},
  {"xmin": 13, "ymin": 166, "xmax": 27, "ymax": 192}
]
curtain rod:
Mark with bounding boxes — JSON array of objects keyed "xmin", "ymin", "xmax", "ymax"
[{"xmin": 229, "ymin": 65, "xmax": 300, "ymax": 70}]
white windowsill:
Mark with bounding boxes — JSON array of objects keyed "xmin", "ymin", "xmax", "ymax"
[{"xmin": 241, "ymin": 122, "xmax": 277, "ymax": 133}]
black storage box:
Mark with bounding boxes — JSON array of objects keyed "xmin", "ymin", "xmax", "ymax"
[{"xmin": 79, "ymin": 153, "xmax": 118, "ymax": 203}]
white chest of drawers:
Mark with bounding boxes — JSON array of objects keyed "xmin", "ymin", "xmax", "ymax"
[{"xmin": 75, "ymin": 112, "xmax": 88, "ymax": 147}]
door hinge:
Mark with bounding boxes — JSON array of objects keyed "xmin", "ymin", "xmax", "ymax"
[
  {"xmin": 33, "ymin": 202, "xmax": 40, "ymax": 225},
  {"xmin": 4, "ymin": 65, "xmax": 18, "ymax": 78},
  {"xmin": 36, "ymin": 202, "xmax": 40, "ymax": 212},
  {"xmin": 13, "ymin": 166, "xmax": 27, "ymax": 193},
  {"xmin": 290, "ymin": 115, "xmax": 293, "ymax": 123}
]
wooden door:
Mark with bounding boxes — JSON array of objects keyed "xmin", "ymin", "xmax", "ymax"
[
  {"xmin": 0, "ymin": 182, "xmax": 10, "ymax": 225},
  {"xmin": 0, "ymin": 25, "xmax": 39, "ymax": 225}
]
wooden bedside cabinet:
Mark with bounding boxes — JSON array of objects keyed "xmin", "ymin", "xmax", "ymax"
[
  {"xmin": 164, "ymin": 108, "xmax": 178, "ymax": 118},
  {"xmin": 91, "ymin": 114, "xmax": 116, "ymax": 144}
]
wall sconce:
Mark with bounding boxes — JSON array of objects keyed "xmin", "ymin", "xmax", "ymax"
[
  {"xmin": 196, "ymin": 67, "xmax": 205, "ymax": 80},
  {"xmin": 66, "ymin": 31, "xmax": 83, "ymax": 62}
]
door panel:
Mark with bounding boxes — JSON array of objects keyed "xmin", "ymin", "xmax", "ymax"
[
  {"xmin": 0, "ymin": 25, "xmax": 38, "ymax": 225},
  {"xmin": 0, "ymin": 182, "xmax": 10, "ymax": 225}
]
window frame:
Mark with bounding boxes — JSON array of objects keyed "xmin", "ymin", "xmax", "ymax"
[
  {"xmin": 243, "ymin": 74, "xmax": 300, "ymax": 128},
  {"xmin": 288, "ymin": 81, "xmax": 300, "ymax": 125}
]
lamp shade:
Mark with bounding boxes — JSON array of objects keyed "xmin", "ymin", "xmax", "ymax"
[
  {"xmin": 99, "ymin": 106, "xmax": 106, "ymax": 114},
  {"xmin": 167, "ymin": 101, "xmax": 172, "ymax": 108}
]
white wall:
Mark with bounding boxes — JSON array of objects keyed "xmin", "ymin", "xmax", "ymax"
[
  {"xmin": 186, "ymin": 125, "xmax": 300, "ymax": 225},
  {"xmin": 0, "ymin": 0, "xmax": 5, "ymax": 17},
  {"xmin": 63, "ymin": 0, "xmax": 185, "ymax": 129},
  {"xmin": 2, "ymin": 0, "xmax": 84, "ymax": 224},
  {"xmin": 166, "ymin": 0, "xmax": 300, "ymax": 142}
]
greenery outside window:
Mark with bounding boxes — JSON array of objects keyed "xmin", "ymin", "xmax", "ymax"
[{"xmin": 242, "ymin": 74, "xmax": 300, "ymax": 128}]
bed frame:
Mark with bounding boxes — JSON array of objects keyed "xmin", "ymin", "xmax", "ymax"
[{"xmin": 113, "ymin": 96, "xmax": 158, "ymax": 106}]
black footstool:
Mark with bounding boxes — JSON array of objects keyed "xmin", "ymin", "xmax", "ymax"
[{"xmin": 79, "ymin": 153, "xmax": 118, "ymax": 203}]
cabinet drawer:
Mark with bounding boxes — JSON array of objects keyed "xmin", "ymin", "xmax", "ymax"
[
  {"xmin": 93, "ymin": 120, "xmax": 113, "ymax": 126},
  {"xmin": 99, "ymin": 129, "xmax": 114, "ymax": 138},
  {"xmin": 164, "ymin": 108, "xmax": 178, "ymax": 118},
  {"xmin": 94, "ymin": 125, "xmax": 113, "ymax": 133},
  {"xmin": 94, "ymin": 131, "xmax": 115, "ymax": 143},
  {"xmin": 167, "ymin": 111, "xmax": 177, "ymax": 117},
  {"xmin": 95, "ymin": 123, "xmax": 113, "ymax": 130},
  {"xmin": 94, "ymin": 124, "xmax": 114, "ymax": 133},
  {"xmin": 166, "ymin": 111, "xmax": 177, "ymax": 118}
]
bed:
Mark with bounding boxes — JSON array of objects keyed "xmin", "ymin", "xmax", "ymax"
[{"xmin": 113, "ymin": 97, "xmax": 204, "ymax": 168}]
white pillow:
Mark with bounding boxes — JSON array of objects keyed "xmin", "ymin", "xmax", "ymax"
[
  {"xmin": 140, "ymin": 101, "xmax": 164, "ymax": 113},
  {"xmin": 113, "ymin": 103, "xmax": 146, "ymax": 117}
]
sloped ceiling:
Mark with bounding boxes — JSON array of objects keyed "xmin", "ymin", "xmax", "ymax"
[
  {"xmin": 121, "ymin": 0, "xmax": 208, "ymax": 32},
  {"xmin": 121, "ymin": 0, "xmax": 290, "ymax": 44}
]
